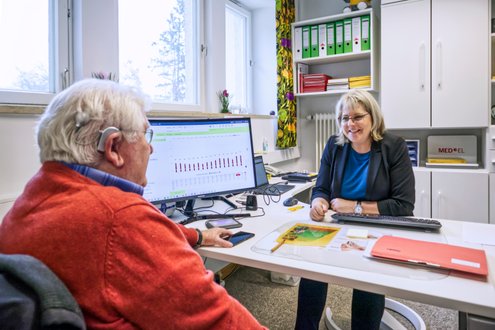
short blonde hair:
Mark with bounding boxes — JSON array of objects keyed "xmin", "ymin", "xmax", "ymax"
[
  {"xmin": 335, "ymin": 89, "xmax": 385, "ymax": 145},
  {"xmin": 37, "ymin": 79, "xmax": 151, "ymax": 165}
]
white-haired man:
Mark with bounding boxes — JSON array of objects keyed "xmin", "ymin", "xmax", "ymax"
[{"xmin": 0, "ymin": 79, "xmax": 265, "ymax": 329}]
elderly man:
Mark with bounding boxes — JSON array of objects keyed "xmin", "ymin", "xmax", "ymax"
[{"xmin": 0, "ymin": 79, "xmax": 265, "ymax": 329}]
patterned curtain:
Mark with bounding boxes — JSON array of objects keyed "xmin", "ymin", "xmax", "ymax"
[{"xmin": 275, "ymin": 0, "xmax": 296, "ymax": 148}]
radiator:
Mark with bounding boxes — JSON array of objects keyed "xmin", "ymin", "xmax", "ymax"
[{"xmin": 308, "ymin": 113, "xmax": 338, "ymax": 171}]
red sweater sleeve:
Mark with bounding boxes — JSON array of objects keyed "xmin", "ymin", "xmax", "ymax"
[
  {"xmin": 177, "ymin": 223, "xmax": 200, "ymax": 247},
  {"xmin": 104, "ymin": 204, "xmax": 265, "ymax": 329}
]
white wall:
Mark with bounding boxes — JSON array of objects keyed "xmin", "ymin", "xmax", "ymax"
[{"xmin": 0, "ymin": 115, "xmax": 41, "ymax": 218}]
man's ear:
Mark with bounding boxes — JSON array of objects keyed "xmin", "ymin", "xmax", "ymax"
[{"xmin": 101, "ymin": 132, "xmax": 125, "ymax": 167}]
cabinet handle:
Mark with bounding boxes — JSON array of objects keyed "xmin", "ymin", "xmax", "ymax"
[
  {"xmin": 421, "ymin": 190, "xmax": 429, "ymax": 216},
  {"xmin": 435, "ymin": 41, "xmax": 442, "ymax": 89},
  {"xmin": 419, "ymin": 43, "xmax": 425, "ymax": 90},
  {"xmin": 436, "ymin": 191, "xmax": 442, "ymax": 218}
]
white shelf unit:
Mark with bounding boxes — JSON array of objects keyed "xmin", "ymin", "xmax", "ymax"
[{"xmin": 291, "ymin": 8, "xmax": 379, "ymax": 97}]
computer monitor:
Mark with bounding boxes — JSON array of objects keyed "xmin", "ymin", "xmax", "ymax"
[{"xmin": 143, "ymin": 117, "xmax": 257, "ymax": 216}]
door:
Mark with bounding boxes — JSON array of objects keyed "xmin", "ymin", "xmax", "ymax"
[
  {"xmin": 381, "ymin": 0, "xmax": 430, "ymax": 128},
  {"xmin": 413, "ymin": 169, "xmax": 431, "ymax": 218},
  {"xmin": 431, "ymin": 171, "xmax": 489, "ymax": 223},
  {"xmin": 431, "ymin": 0, "xmax": 489, "ymax": 127},
  {"xmin": 490, "ymin": 173, "xmax": 495, "ymax": 224}
]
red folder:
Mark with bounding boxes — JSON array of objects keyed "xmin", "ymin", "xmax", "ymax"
[{"xmin": 370, "ymin": 235, "xmax": 488, "ymax": 276}]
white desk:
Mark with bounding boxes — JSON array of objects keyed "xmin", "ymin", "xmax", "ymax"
[{"xmin": 189, "ymin": 190, "xmax": 495, "ymax": 322}]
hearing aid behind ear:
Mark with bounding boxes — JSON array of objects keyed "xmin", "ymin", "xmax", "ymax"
[{"xmin": 97, "ymin": 127, "xmax": 120, "ymax": 152}]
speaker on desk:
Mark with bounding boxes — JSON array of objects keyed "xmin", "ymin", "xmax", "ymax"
[{"xmin": 246, "ymin": 195, "xmax": 258, "ymax": 211}]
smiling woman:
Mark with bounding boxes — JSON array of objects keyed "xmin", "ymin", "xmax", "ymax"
[{"xmin": 296, "ymin": 89, "xmax": 415, "ymax": 330}]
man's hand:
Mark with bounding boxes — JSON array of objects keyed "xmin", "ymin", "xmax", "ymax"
[{"xmin": 201, "ymin": 227, "xmax": 234, "ymax": 247}]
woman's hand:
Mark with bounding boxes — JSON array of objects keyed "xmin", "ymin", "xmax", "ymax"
[
  {"xmin": 310, "ymin": 197, "xmax": 329, "ymax": 221},
  {"xmin": 201, "ymin": 228, "xmax": 234, "ymax": 248},
  {"xmin": 330, "ymin": 198, "xmax": 356, "ymax": 213}
]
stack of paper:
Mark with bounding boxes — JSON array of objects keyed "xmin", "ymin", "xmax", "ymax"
[
  {"xmin": 349, "ymin": 75, "xmax": 371, "ymax": 89},
  {"xmin": 426, "ymin": 158, "xmax": 467, "ymax": 164},
  {"xmin": 296, "ymin": 63, "xmax": 309, "ymax": 93},
  {"xmin": 301, "ymin": 74, "xmax": 331, "ymax": 93},
  {"xmin": 326, "ymin": 77, "xmax": 349, "ymax": 91}
]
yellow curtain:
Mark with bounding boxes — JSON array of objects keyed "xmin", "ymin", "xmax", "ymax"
[{"xmin": 275, "ymin": 0, "xmax": 296, "ymax": 148}]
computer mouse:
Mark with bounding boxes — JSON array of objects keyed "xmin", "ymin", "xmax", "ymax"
[{"xmin": 283, "ymin": 197, "xmax": 298, "ymax": 207}]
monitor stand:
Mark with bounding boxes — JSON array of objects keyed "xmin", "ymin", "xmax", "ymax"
[
  {"xmin": 203, "ymin": 195, "xmax": 238, "ymax": 210},
  {"xmin": 182, "ymin": 196, "xmax": 238, "ymax": 219},
  {"xmin": 183, "ymin": 199, "xmax": 196, "ymax": 218}
]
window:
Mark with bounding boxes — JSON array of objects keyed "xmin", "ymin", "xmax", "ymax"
[
  {"xmin": 0, "ymin": 0, "xmax": 70, "ymax": 105},
  {"xmin": 225, "ymin": 2, "xmax": 251, "ymax": 113},
  {"xmin": 118, "ymin": 0, "xmax": 203, "ymax": 111}
]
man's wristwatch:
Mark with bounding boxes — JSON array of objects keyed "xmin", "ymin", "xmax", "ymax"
[
  {"xmin": 354, "ymin": 201, "xmax": 363, "ymax": 214},
  {"xmin": 194, "ymin": 228, "xmax": 203, "ymax": 248}
]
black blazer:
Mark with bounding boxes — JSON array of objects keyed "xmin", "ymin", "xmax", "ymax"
[{"xmin": 312, "ymin": 132, "xmax": 415, "ymax": 216}]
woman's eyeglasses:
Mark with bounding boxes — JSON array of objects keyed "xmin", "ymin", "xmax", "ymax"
[{"xmin": 340, "ymin": 113, "xmax": 369, "ymax": 124}]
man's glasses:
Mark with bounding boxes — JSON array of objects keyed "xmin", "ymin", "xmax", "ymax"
[
  {"xmin": 143, "ymin": 128, "xmax": 153, "ymax": 144},
  {"xmin": 340, "ymin": 113, "xmax": 369, "ymax": 124},
  {"xmin": 97, "ymin": 127, "xmax": 153, "ymax": 152},
  {"xmin": 121, "ymin": 128, "xmax": 154, "ymax": 144}
]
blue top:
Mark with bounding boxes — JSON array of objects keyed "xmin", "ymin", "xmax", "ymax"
[
  {"xmin": 311, "ymin": 133, "xmax": 415, "ymax": 216},
  {"xmin": 341, "ymin": 147, "xmax": 370, "ymax": 201}
]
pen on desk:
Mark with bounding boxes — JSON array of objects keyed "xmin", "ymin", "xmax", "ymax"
[
  {"xmin": 271, "ymin": 232, "xmax": 297, "ymax": 253},
  {"xmin": 271, "ymin": 239, "xmax": 286, "ymax": 253},
  {"xmin": 288, "ymin": 205, "xmax": 304, "ymax": 212}
]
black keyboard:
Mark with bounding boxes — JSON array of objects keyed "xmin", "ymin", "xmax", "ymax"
[
  {"xmin": 331, "ymin": 213, "xmax": 442, "ymax": 231},
  {"xmin": 178, "ymin": 213, "xmax": 252, "ymax": 225}
]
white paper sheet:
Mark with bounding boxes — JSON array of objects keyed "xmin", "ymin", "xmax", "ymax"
[{"xmin": 462, "ymin": 223, "xmax": 495, "ymax": 246}]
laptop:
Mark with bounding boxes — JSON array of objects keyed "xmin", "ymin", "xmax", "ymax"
[
  {"xmin": 370, "ymin": 235, "xmax": 488, "ymax": 276},
  {"xmin": 252, "ymin": 156, "xmax": 295, "ymax": 196}
]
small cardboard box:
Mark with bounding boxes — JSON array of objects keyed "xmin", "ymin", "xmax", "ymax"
[{"xmin": 427, "ymin": 135, "xmax": 477, "ymax": 167}]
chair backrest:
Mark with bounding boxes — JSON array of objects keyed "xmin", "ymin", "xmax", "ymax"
[{"xmin": 0, "ymin": 253, "xmax": 86, "ymax": 330}]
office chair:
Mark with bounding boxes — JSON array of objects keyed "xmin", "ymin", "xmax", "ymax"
[
  {"xmin": 325, "ymin": 298, "xmax": 426, "ymax": 330},
  {"xmin": 0, "ymin": 253, "xmax": 86, "ymax": 329}
]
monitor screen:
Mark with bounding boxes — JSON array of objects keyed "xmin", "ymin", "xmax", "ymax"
[
  {"xmin": 143, "ymin": 118, "xmax": 256, "ymax": 205},
  {"xmin": 254, "ymin": 155, "xmax": 269, "ymax": 187}
]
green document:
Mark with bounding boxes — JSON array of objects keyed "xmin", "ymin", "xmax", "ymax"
[{"xmin": 326, "ymin": 22, "xmax": 335, "ymax": 55}]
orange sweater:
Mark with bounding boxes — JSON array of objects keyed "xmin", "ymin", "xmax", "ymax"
[{"xmin": 0, "ymin": 162, "xmax": 265, "ymax": 329}]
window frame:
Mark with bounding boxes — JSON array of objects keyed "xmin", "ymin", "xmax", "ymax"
[
  {"xmin": 118, "ymin": 0, "xmax": 205, "ymax": 112},
  {"xmin": 224, "ymin": 1, "xmax": 252, "ymax": 114},
  {"xmin": 0, "ymin": 0, "xmax": 71, "ymax": 106}
]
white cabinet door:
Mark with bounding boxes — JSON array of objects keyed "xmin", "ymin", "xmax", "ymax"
[
  {"xmin": 381, "ymin": 0, "xmax": 489, "ymax": 129},
  {"xmin": 381, "ymin": 0, "xmax": 430, "ymax": 128},
  {"xmin": 431, "ymin": 0, "xmax": 489, "ymax": 128},
  {"xmin": 413, "ymin": 169, "xmax": 431, "ymax": 218},
  {"xmin": 432, "ymin": 171, "xmax": 489, "ymax": 223},
  {"xmin": 490, "ymin": 174, "xmax": 495, "ymax": 224}
]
